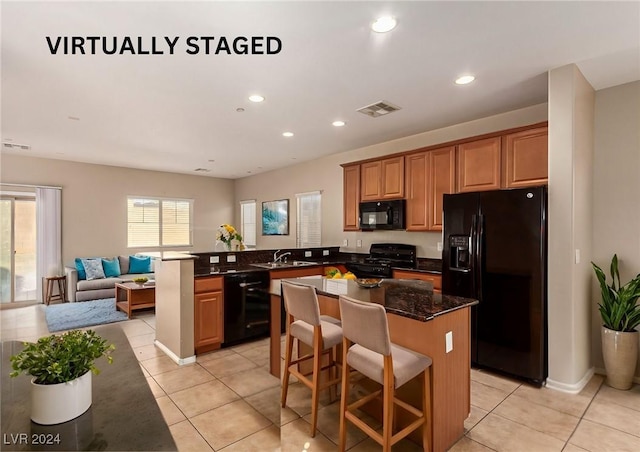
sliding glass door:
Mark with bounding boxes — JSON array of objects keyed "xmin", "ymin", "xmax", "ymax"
[{"xmin": 1, "ymin": 197, "xmax": 36, "ymax": 303}]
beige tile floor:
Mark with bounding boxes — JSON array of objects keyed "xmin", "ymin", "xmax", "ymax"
[{"xmin": 2, "ymin": 304, "xmax": 640, "ymax": 451}]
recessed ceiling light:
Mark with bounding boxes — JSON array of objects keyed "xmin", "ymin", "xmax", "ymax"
[
  {"xmin": 68, "ymin": 116, "xmax": 80, "ymax": 121},
  {"xmin": 282, "ymin": 132, "xmax": 294, "ymax": 137},
  {"xmin": 236, "ymin": 107, "xmax": 245, "ymax": 112},
  {"xmin": 371, "ymin": 16, "xmax": 397, "ymax": 33},
  {"xmin": 249, "ymin": 95, "xmax": 265, "ymax": 103},
  {"xmin": 332, "ymin": 120, "xmax": 346, "ymax": 127},
  {"xmin": 455, "ymin": 75, "xmax": 475, "ymax": 85}
]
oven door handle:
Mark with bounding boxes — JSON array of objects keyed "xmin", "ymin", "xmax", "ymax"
[{"xmin": 239, "ymin": 281, "xmax": 263, "ymax": 288}]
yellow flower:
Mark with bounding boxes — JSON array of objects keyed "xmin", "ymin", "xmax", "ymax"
[{"xmin": 216, "ymin": 224, "xmax": 244, "ymax": 249}]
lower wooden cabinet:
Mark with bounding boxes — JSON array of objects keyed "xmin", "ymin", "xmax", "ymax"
[
  {"xmin": 392, "ymin": 269, "xmax": 442, "ymax": 293},
  {"xmin": 194, "ymin": 276, "xmax": 223, "ymax": 354},
  {"xmin": 270, "ymin": 266, "xmax": 324, "ymax": 279}
]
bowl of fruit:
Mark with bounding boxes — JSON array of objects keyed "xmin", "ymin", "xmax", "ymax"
[
  {"xmin": 132, "ymin": 277, "xmax": 149, "ymax": 286},
  {"xmin": 355, "ymin": 278, "xmax": 383, "ymax": 288},
  {"xmin": 325, "ymin": 268, "xmax": 356, "ymax": 280}
]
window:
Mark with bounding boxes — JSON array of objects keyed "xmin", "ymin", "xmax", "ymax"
[
  {"xmin": 296, "ymin": 191, "xmax": 321, "ymax": 248},
  {"xmin": 127, "ymin": 197, "xmax": 192, "ymax": 247},
  {"xmin": 240, "ymin": 200, "xmax": 256, "ymax": 247}
]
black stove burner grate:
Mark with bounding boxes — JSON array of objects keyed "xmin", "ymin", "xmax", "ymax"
[{"xmin": 346, "ymin": 243, "xmax": 417, "ymax": 278}]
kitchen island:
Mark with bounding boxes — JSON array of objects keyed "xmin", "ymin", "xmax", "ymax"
[{"xmin": 270, "ymin": 276, "xmax": 477, "ymax": 452}]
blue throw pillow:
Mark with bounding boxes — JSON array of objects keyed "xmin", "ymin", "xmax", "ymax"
[
  {"xmin": 75, "ymin": 258, "xmax": 87, "ymax": 280},
  {"xmin": 129, "ymin": 255, "xmax": 151, "ymax": 274},
  {"xmin": 102, "ymin": 258, "xmax": 121, "ymax": 278}
]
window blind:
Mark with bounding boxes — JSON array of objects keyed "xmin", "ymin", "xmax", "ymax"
[
  {"xmin": 296, "ymin": 191, "xmax": 321, "ymax": 248},
  {"xmin": 127, "ymin": 197, "xmax": 192, "ymax": 247},
  {"xmin": 240, "ymin": 200, "xmax": 256, "ymax": 247}
]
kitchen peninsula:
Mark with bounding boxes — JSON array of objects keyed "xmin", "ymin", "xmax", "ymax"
[{"xmin": 270, "ymin": 276, "xmax": 478, "ymax": 452}]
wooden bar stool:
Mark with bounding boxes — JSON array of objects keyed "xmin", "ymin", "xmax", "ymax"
[
  {"xmin": 281, "ymin": 281, "xmax": 343, "ymax": 437},
  {"xmin": 338, "ymin": 295, "xmax": 433, "ymax": 452},
  {"xmin": 44, "ymin": 275, "xmax": 67, "ymax": 305}
]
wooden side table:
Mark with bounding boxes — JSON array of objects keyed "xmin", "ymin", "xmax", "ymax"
[
  {"xmin": 44, "ymin": 275, "xmax": 66, "ymax": 305},
  {"xmin": 115, "ymin": 282, "xmax": 155, "ymax": 318}
]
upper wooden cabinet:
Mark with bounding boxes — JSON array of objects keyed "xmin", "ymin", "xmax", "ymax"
[
  {"xmin": 405, "ymin": 152, "xmax": 429, "ymax": 230},
  {"xmin": 405, "ymin": 146, "xmax": 455, "ymax": 231},
  {"xmin": 342, "ymin": 122, "xmax": 547, "ymax": 230},
  {"xmin": 343, "ymin": 164, "xmax": 360, "ymax": 231},
  {"xmin": 361, "ymin": 156, "xmax": 405, "ymax": 201},
  {"xmin": 456, "ymin": 137, "xmax": 502, "ymax": 193},
  {"xmin": 503, "ymin": 126, "xmax": 548, "ymax": 188},
  {"xmin": 428, "ymin": 147, "xmax": 456, "ymax": 230}
]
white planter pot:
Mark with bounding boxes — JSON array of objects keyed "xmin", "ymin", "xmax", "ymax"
[
  {"xmin": 31, "ymin": 370, "xmax": 92, "ymax": 425},
  {"xmin": 601, "ymin": 326, "xmax": 639, "ymax": 390}
]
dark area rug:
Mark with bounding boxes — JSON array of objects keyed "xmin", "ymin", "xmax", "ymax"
[{"xmin": 45, "ymin": 298, "xmax": 128, "ymax": 332}]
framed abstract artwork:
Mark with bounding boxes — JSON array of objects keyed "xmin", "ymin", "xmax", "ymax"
[{"xmin": 262, "ymin": 199, "xmax": 289, "ymax": 235}]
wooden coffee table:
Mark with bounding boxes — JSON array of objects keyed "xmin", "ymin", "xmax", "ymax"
[{"xmin": 115, "ymin": 282, "xmax": 155, "ymax": 318}]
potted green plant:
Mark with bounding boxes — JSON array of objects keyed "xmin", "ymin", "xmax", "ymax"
[
  {"xmin": 592, "ymin": 254, "xmax": 640, "ymax": 390},
  {"xmin": 10, "ymin": 329, "xmax": 115, "ymax": 424}
]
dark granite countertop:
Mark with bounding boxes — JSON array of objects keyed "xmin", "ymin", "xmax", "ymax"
[
  {"xmin": 193, "ymin": 255, "xmax": 443, "ymax": 277},
  {"xmin": 278, "ymin": 276, "xmax": 477, "ymax": 322},
  {"xmin": 194, "ymin": 258, "xmax": 359, "ymax": 277},
  {"xmin": 1, "ymin": 324, "xmax": 177, "ymax": 451}
]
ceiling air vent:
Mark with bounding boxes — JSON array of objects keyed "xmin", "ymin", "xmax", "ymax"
[
  {"xmin": 356, "ymin": 100, "xmax": 401, "ymax": 118},
  {"xmin": 2, "ymin": 142, "xmax": 31, "ymax": 150}
]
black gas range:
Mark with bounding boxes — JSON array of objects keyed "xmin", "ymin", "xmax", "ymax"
[{"xmin": 345, "ymin": 243, "xmax": 417, "ymax": 278}]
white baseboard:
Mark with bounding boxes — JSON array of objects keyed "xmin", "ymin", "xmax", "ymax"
[
  {"xmin": 154, "ymin": 340, "xmax": 196, "ymax": 366},
  {"xmin": 546, "ymin": 367, "xmax": 595, "ymax": 394}
]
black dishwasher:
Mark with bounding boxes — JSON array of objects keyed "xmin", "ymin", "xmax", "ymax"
[{"xmin": 223, "ymin": 271, "xmax": 271, "ymax": 346}]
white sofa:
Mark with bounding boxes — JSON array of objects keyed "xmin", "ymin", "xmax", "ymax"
[{"xmin": 64, "ymin": 255, "xmax": 155, "ymax": 302}]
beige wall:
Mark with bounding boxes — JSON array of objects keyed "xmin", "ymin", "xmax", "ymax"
[
  {"xmin": 234, "ymin": 103, "xmax": 548, "ymax": 258},
  {"xmin": 591, "ymin": 80, "xmax": 640, "ymax": 378},
  {"xmin": 0, "ymin": 155, "xmax": 235, "ymax": 265},
  {"xmin": 547, "ymin": 64, "xmax": 595, "ymax": 390}
]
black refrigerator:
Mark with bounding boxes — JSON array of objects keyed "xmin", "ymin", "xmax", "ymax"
[{"xmin": 442, "ymin": 186, "xmax": 547, "ymax": 384}]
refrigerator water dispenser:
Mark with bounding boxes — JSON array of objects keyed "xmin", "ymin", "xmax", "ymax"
[{"xmin": 449, "ymin": 235, "xmax": 471, "ymax": 270}]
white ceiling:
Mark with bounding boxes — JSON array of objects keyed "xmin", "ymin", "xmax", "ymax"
[{"xmin": 2, "ymin": 1, "xmax": 639, "ymax": 179}]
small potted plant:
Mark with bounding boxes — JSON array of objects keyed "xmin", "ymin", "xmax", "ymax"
[
  {"xmin": 10, "ymin": 329, "xmax": 115, "ymax": 424},
  {"xmin": 592, "ymin": 254, "xmax": 640, "ymax": 390}
]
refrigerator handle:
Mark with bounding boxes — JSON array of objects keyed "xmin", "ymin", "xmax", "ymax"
[
  {"xmin": 470, "ymin": 214, "xmax": 477, "ymax": 296},
  {"xmin": 476, "ymin": 214, "xmax": 484, "ymax": 301}
]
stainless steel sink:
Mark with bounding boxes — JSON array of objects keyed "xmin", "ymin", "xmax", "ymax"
[
  {"xmin": 250, "ymin": 260, "xmax": 319, "ymax": 269},
  {"xmin": 292, "ymin": 260, "xmax": 319, "ymax": 266}
]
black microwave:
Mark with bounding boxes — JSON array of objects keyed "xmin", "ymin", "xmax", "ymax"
[{"xmin": 359, "ymin": 199, "xmax": 406, "ymax": 230}]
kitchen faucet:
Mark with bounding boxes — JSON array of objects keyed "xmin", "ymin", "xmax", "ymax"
[{"xmin": 273, "ymin": 250, "xmax": 291, "ymax": 263}]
